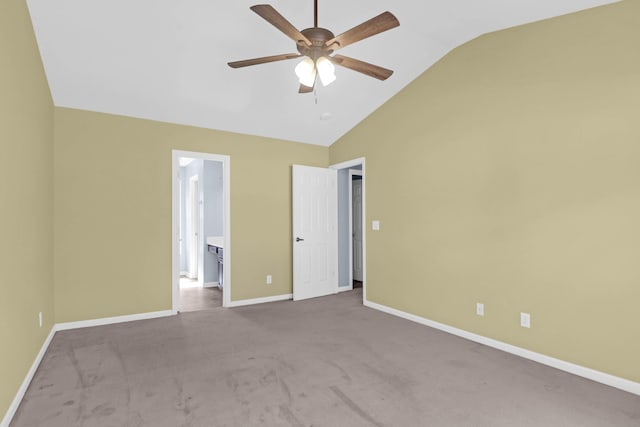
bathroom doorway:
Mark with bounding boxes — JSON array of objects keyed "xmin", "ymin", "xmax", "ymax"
[{"xmin": 172, "ymin": 150, "xmax": 231, "ymax": 312}]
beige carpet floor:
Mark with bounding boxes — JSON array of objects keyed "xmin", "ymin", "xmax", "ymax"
[{"xmin": 10, "ymin": 289, "xmax": 640, "ymax": 426}]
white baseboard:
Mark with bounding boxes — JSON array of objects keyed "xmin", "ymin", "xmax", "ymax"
[
  {"xmin": 338, "ymin": 285, "xmax": 354, "ymax": 292},
  {"xmin": 364, "ymin": 299, "xmax": 640, "ymax": 396},
  {"xmin": 227, "ymin": 293, "xmax": 292, "ymax": 308},
  {"xmin": 203, "ymin": 282, "xmax": 219, "ymax": 288},
  {"xmin": 180, "ymin": 271, "xmax": 188, "ymax": 277},
  {"xmin": 1, "ymin": 326, "xmax": 56, "ymax": 427},
  {"xmin": 56, "ymin": 310, "xmax": 176, "ymax": 331}
]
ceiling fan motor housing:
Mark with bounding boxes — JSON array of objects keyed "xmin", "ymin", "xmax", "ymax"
[{"xmin": 297, "ymin": 27, "xmax": 336, "ymax": 59}]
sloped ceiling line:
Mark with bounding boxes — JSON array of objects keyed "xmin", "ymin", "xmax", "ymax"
[{"xmin": 27, "ymin": 0, "xmax": 618, "ymax": 146}]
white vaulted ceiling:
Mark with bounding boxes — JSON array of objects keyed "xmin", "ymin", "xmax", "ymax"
[{"xmin": 27, "ymin": 0, "xmax": 618, "ymax": 146}]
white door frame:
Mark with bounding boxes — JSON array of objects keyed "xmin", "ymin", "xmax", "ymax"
[
  {"xmin": 330, "ymin": 158, "xmax": 366, "ymax": 302},
  {"xmin": 188, "ymin": 175, "xmax": 199, "ymax": 281},
  {"xmin": 348, "ymin": 169, "xmax": 363, "ymax": 286},
  {"xmin": 178, "ymin": 177, "xmax": 184, "ymax": 268},
  {"xmin": 172, "ymin": 150, "xmax": 231, "ymax": 311}
]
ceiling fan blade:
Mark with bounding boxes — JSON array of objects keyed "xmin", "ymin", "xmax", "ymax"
[
  {"xmin": 299, "ymin": 81, "xmax": 314, "ymax": 94},
  {"xmin": 325, "ymin": 12, "xmax": 399, "ymax": 51},
  {"xmin": 228, "ymin": 53, "xmax": 301, "ymax": 68},
  {"xmin": 250, "ymin": 5, "xmax": 312, "ymax": 47},
  {"xmin": 330, "ymin": 54, "xmax": 393, "ymax": 81}
]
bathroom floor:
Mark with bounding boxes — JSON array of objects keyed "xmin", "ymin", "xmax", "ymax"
[{"xmin": 179, "ymin": 277, "xmax": 222, "ymax": 312}]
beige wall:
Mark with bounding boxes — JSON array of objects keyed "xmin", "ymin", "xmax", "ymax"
[
  {"xmin": 0, "ymin": 0, "xmax": 54, "ymax": 418},
  {"xmin": 53, "ymin": 108, "xmax": 328, "ymax": 322},
  {"xmin": 330, "ymin": 1, "xmax": 640, "ymax": 382},
  {"xmin": 3, "ymin": 0, "xmax": 639, "ymax": 418}
]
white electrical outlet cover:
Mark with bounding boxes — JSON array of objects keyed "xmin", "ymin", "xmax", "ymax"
[
  {"xmin": 476, "ymin": 303, "xmax": 484, "ymax": 316},
  {"xmin": 372, "ymin": 220, "xmax": 380, "ymax": 231},
  {"xmin": 520, "ymin": 312, "xmax": 531, "ymax": 328}
]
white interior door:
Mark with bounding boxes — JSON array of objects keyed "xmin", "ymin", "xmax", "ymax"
[
  {"xmin": 189, "ymin": 176, "xmax": 199, "ymax": 279},
  {"xmin": 292, "ymin": 165, "xmax": 338, "ymax": 301},
  {"xmin": 352, "ymin": 178, "xmax": 363, "ymax": 281}
]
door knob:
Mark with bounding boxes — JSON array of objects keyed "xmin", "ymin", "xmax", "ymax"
[{"xmin": 296, "ymin": 237, "xmax": 304, "ymax": 242}]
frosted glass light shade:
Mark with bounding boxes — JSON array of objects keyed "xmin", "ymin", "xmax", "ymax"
[
  {"xmin": 295, "ymin": 57, "xmax": 316, "ymax": 87},
  {"xmin": 316, "ymin": 57, "xmax": 336, "ymax": 87}
]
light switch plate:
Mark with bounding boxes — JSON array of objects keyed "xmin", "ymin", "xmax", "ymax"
[
  {"xmin": 372, "ymin": 220, "xmax": 380, "ymax": 231},
  {"xmin": 476, "ymin": 303, "xmax": 484, "ymax": 316}
]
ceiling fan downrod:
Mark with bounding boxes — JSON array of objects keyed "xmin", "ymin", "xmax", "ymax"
[{"xmin": 314, "ymin": 0, "xmax": 318, "ymax": 28}]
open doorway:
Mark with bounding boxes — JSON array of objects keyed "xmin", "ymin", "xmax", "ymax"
[
  {"xmin": 331, "ymin": 158, "xmax": 366, "ymax": 302},
  {"xmin": 172, "ymin": 150, "xmax": 231, "ymax": 312},
  {"xmin": 351, "ymin": 170, "xmax": 364, "ymax": 289}
]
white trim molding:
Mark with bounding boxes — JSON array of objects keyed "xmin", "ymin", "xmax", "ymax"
[
  {"xmin": 1, "ymin": 326, "xmax": 56, "ymax": 427},
  {"xmin": 203, "ymin": 282, "xmax": 219, "ymax": 288},
  {"xmin": 227, "ymin": 294, "xmax": 292, "ymax": 308},
  {"xmin": 363, "ymin": 299, "xmax": 640, "ymax": 396},
  {"xmin": 56, "ymin": 310, "xmax": 176, "ymax": 331}
]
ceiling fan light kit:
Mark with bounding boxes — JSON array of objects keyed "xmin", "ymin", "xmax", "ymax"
[
  {"xmin": 228, "ymin": 1, "xmax": 399, "ymax": 93},
  {"xmin": 295, "ymin": 57, "xmax": 317, "ymax": 87},
  {"xmin": 316, "ymin": 57, "xmax": 336, "ymax": 86}
]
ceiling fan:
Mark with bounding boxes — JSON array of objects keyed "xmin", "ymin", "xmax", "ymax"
[{"xmin": 228, "ymin": 0, "xmax": 400, "ymax": 93}]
